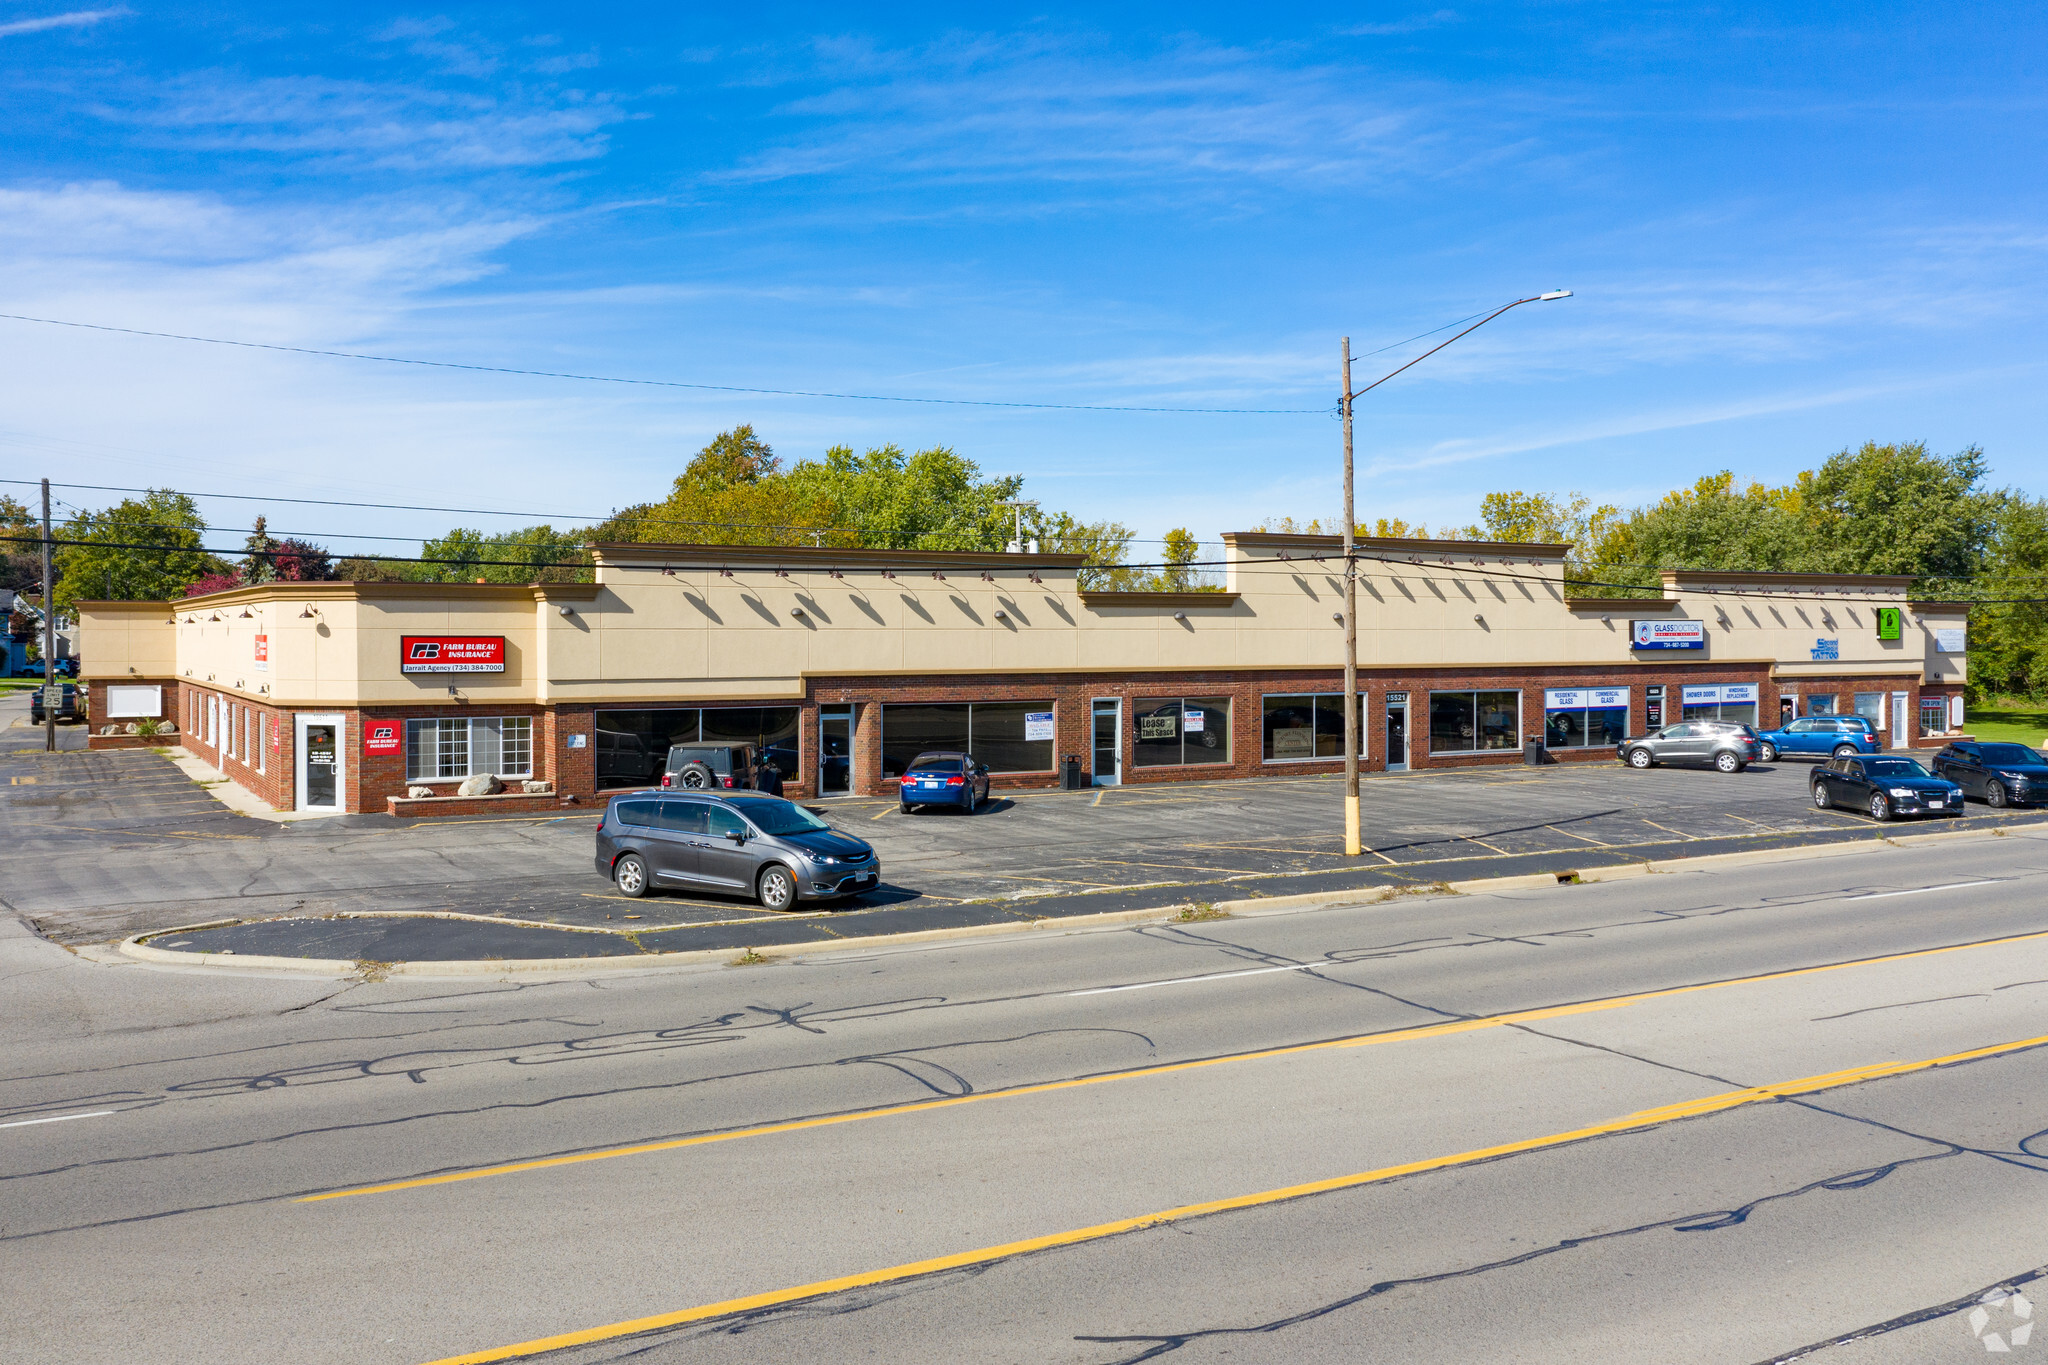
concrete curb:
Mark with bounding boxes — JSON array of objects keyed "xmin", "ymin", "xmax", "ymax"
[{"xmin": 112, "ymin": 820, "xmax": 2048, "ymax": 980}]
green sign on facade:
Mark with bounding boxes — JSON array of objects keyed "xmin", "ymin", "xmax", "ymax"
[{"xmin": 1875, "ymin": 606, "xmax": 1902, "ymax": 641}]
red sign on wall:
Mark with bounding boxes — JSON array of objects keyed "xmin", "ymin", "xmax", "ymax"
[
  {"xmin": 363, "ymin": 720, "xmax": 403, "ymax": 755},
  {"xmin": 254, "ymin": 634, "xmax": 269, "ymax": 671},
  {"xmin": 399, "ymin": 635, "xmax": 506, "ymax": 673}
]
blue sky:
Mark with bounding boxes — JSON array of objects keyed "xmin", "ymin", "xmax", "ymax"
[{"xmin": 2, "ymin": 4, "xmax": 2044, "ymax": 556}]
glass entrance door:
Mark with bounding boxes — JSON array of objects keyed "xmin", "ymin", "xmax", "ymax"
[
  {"xmin": 1385, "ymin": 693, "xmax": 1408, "ymax": 772},
  {"xmin": 819, "ymin": 706, "xmax": 853, "ymax": 796},
  {"xmin": 1092, "ymin": 699, "xmax": 1121, "ymax": 786},
  {"xmin": 295, "ymin": 712, "xmax": 344, "ymax": 813}
]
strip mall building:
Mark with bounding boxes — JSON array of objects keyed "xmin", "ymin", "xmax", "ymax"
[{"xmin": 76, "ymin": 534, "xmax": 1970, "ymax": 817}]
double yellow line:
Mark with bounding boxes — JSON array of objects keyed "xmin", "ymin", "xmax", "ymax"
[
  {"xmin": 419, "ymin": 1028, "xmax": 2048, "ymax": 1364},
  {"xmin": 305, "ymin": 923, "xmax": 2048, "ymax": 1208}
]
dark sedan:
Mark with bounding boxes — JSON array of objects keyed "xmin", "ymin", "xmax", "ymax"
[
  {"xmin": 1931, "ymin": 741, "xmax": 2048, "ymax": 808},
  {"xmin": 899, "ymin": 750, "xmax": 992, "ymax": 814},
  {"xmin": 1811, "ymin": 754, "xmax": 1963, "ymax": 821}
]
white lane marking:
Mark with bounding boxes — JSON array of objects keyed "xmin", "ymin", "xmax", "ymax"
[
  {"xmin": 0, "ymin": 1110, "xmax": 116, "ymax": 1131},
  {"xmin": 1848, "ymin": 880, "xmax": 2002, "ymax": 901},
  {"xmin": 1069, "ymin": 963, "xmax": 1321, "ymax": 996}
]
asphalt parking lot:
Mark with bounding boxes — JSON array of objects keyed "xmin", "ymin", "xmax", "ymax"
[{"xmin": 7, "ymin": 686, "xmax": 2047, "ymax": 957}]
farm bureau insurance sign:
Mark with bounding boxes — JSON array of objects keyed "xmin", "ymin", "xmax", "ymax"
[
  {"xmin": 400, "ymin": 636, "xmax": 506, "ymax": 674},
  {"xmin": 1630, "ymin": 619, "xmax": 1706, "ymax": 651}
]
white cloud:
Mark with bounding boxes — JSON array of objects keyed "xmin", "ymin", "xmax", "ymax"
[{"xmin": 0, "ymin": 8, "xmax": 125, "ymax": 39}]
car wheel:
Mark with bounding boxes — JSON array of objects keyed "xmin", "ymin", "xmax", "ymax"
[
  {"xmin": 1868, "ymin": 792, "xmax": 1891, "ymax": 822},
  {"xmin": 1812, "ymin": 783, "xmax": 1831, "ymax": 809},
  {"xmin": 757, "ymin": 863, "xmax": 797, "ymax": 911},
  {"xmin": 1988, "ymin": 781, "xmax": 2009, "ymax": 809},
  {"xmin": 1758, "ymin": 741, "xmax": 1778, "ymax": 762},
  {"xmin": 1626, "ymin": 748, "xmax": 1653, "ymax": 769},
  {"xmin": 678, "ymin": 765, "xmax": 712, "ymax": 789},
  {"xmin": 614, "ymin": 854, "xmax": 649, "ymax": 898},
  {"xmin": 1833, "ymin": 745, "xmax": 1857, "ymax": 759},
  {"xmin": 963, "ymin": 787, "xmax": 976, "ymax": 815},
  {"xmin": 1714, "ymin": 750, "xmax": 1741, "ymax": 774},
  {"xmin": 900, "ymin": 802, "xmax": 914, "ymax": 815}
]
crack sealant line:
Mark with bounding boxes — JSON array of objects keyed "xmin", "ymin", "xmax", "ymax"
[
  {"xmin": 414, "ymin": 1028, "xmax": 2048, "ymax": 1365},
  {"xmin": 305, "ymin": 923, "xmax": 2048, "ymax": 1207}
]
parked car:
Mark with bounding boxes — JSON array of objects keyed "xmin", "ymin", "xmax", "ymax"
[
  {"xmin": 661, "ymin": 743, "xmax": 757, "ymax": 791},
  {"xmin": 596, "ymin": 791, "xmax": 879, "ymax": 909},
  {"xmin": 1617, "ymin": 721, "xmax": 1759, "ymax": 773},
  {"xmin": 1810, "ymin": 754, "xmax": 1963, "ymax": 821},
  {"xmin": 29, "ymin": 682, "xmax": 78, "ymax": 725},
  {"xmin": 1753, "ymin": 715, "xmax": 1882, "ymax": 763},
  {"xmin": 1930, "ymin": 741, "xmax": 2048, "ymax": 808},
  {"xmin": 899, "ymin": 750, "xmax": 992, "ymax": 813}
]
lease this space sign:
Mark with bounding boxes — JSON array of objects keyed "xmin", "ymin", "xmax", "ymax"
[{"xmin": 400, "ymin": 635, "xmax": 506, "ymax": 673}]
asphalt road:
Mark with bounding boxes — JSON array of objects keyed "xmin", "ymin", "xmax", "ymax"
[
  {"xmin": 9, "ymin": 826, "xmax": 2048, "ymax": 1363},
  {"xmin": 6, "ymin": 690, "xmax": 2045, "ymax": 952}
]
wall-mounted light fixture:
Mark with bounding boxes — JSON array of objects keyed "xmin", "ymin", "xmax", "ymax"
[
  {"xmin": 1173, "ymin": 611, "xmax": 1187, "ymax": 622},
  {"xmin": 718, "ymin": 567, "xmax": 734, "ymax": 578},
  {"xmin": 239, "ymin": 608, "xmax": 253, "ymax": 618},
  {"xmin": 882, "ymin": 569, "xmax": 897, "ymax": 580},
  {"xmin": 981, "ymin": 571, "xmax": 995, "ymax": 582},
  {"xmin": 299, "ymin": 605, "xmax": 318, "ymax": 619},
  {"xmin": 1332, "ymin": 612, "xmax": 1344, "ymax": 625},
  {"xmin": 993, "ymin": 608, "xmax": 1009, "ymax": 622},
  {"xmin": 1027, "ymin": 572, "xmax": 1042, "ymax": 585},
  {"xmin": 1473, "ymin": 614, "xmax": 1486, "ymax": 626},
  {"xmin": 661, "ymin": 566, "xmax": 675, "ymax": 576},
  {"xmin": 789, "ymin": 607, "xmax": 806, "ymax": 619},
  {"xmin": 774, "ymin": 568, "xmax": 789, "ymax": 578},
  {"xmin": 931, "ymin": 570, "xmax": 946, "ymax": 581},
  {"xmin": 558, "ymin": 604, "xmax": 575, "ymax": 617},
  {"xmin": 828, "ymin": 568, "xmax": 844, "ymax": 580}
]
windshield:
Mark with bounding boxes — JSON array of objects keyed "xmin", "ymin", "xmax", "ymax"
[
  {"xmin": 730, "ymin": 797, "xmax": 831, "ymax": 836},
  {"xmin": 1864, "ymin": 758, "xmax": 1931, "ymax": 778},
  {"xmin": 906, "ymin": 752, "xmax": 964, "ymax": 772},
  {"xmin": 1981, "ymin": 744, "xmax": 2045, "ymax": 765}
]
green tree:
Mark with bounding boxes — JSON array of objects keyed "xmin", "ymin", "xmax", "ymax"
[
  {"xmin": 417, "ymin": 525, "xmax": 591, "ymax": 584},
  {"xmin": 1037, "ymin": 511, "xmax": 1144, "ymax": 590},
  {"xmin": 1800, "ymin": 440, "xmax": 1991, "ymax": 587},
  {"xmin": 783, "ymin": 443, "xmax": 1024, "ymax": 551},
  {"xmin": 52, "ymin": 490, "xmax": 227, "ymax": 611},
  {"xmin": 1582, "ymin": 472, "xmax": 1816, "ymax": 590},
  {"xmin": 1965, "ymin": 491, "xmax": 2048, "ymax": 700},
  {"xmin": 0, "ymin": 495, "xmax": 42, "ymax": 595},
  {"xmin": 1160, "ymin": 528, "xmax": 1200, "ymax": 591}
]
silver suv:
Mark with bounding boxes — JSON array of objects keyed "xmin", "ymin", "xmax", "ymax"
[
  {"xmin": 595, "ymin": 792, "xmax": 880, "ymax": 910},
  {"xmin": 1618, "ymin": 721, "xmax": 1760, "ymax": 773}
]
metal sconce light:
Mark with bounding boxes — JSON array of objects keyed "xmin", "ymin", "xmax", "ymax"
[
  {"xmin": 558, "ymin": 604, "xmax": 575, "ymax": 617},
  {"xmin": 789, "ymin": 607, "xmax": 806, "ymax": 620}
]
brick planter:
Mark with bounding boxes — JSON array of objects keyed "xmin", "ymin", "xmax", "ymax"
[
  {"xmin": 87, "ymin": 733, "xmax": 176, "ymax": 750},
  {"xmin": 385, "ymin": 790, "xmax": 590, "ymax": 818}
]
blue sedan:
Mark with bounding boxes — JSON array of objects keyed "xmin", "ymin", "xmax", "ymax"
[
  {"xmin": 899, "ymin": 750, "xmax": 992, "ymax": 814},
  {"xmin": 1755, "ymin": 715, "xmax": 1881, "ymax": 763}
]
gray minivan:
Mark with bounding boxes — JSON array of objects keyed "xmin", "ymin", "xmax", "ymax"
[{"xmin": 595, "ymin": 791, "xmax": 880, "ymax": 910}]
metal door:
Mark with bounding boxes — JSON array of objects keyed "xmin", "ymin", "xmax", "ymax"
[
  {"xmin": 1092, "ymin": 699, "xmax": 1121, "ymax": 786},
  {"xmin": 819, "ymin": 707, "xmax": 853, "ymax": 796},
  {"xmin": 294, "ymin": 713, "xmax": 344, "ymax": 814},
  {"xmin": 1385, "ymin": 694, "xmax": 1408, "ymax": 772},
  {"xmin": 646, "ymin": 799, "xmax": 708, "ymax": 884}
]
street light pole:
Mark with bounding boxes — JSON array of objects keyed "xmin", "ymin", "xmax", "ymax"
[
  {"xmin": 41, "ymin": 477, "xmax": 55, "ymax": 754},
  {"xmin": 1339, "ymin": 290, "xmax": 1571, "ymax": 857},
  {"xmin": 1341, "ymin": 338, "xmax": 1359, "ymax": 858}
]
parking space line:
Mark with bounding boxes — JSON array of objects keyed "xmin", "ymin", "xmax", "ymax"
[
  {"xmin": 1639, "ymin": 819, "xmax": 1697, "ymax": 841},
  {"xmin": 1460, "ymin": 835, "xmax": 1509, "ymax": 855},
  {"xmin": 1547, "ymin": 825, "xmax": 1611, "ymax": 847},
  {"xmin": 413, "ymin": 1027, "xmax": 2048, "ymax": 1365}
]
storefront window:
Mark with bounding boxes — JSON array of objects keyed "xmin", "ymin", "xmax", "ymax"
[
  {"xmin": 1261, "ymin": 694, "xmax": 1366, "ymax": 761},
  {"xmin": 1853, "ymin": 692, "xmax": 1885, "ymax": 728},
  {"xmin": 1134, "ymin": 697, "xmax": 1232, "ymax": 766},
  {"xmin": 881, "ymin": 701, "xmax": 1055, "ymax": 776},
  {"xmin": 595, "ymin": 707, "xmax": 798, "ymax": 788},
  {"xmin": 1429, "ymin": 690, "xmax": 1520, "ymax": 754},
  {"xmin": 1806, "ymin": 695, "xmax": 1838, "ymax": 715},
  {"xmin": 1919, "ymin": 698, "xmax": 1946, "ymax": 737},
  {"xmin": 406, "ymin": 717, "xmax": 533, "ymax": 781},
  {"xmin": 1541, "ymin": 689, "xmax": 1630, "ymax": 748},
  {"xmin": 1681, "ymin": 685, "xmax": 1759, "ymax": 726}
]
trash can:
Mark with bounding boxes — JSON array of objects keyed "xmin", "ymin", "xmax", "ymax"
[
  {"xmin": 1523, "ymin": 738, "xmax": 1548, "ymax": 766},
  {"xmin": 1062, "ymin": 755, "xmax": 1086, "ymax": 790}
]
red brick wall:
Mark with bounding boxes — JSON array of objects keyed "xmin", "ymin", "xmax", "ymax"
[{"xmin": 174, "ymin": 683, "xmax": 296, "ymax": 810}]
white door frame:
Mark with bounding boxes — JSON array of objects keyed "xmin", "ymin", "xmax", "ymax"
[
  {"xmin": 1091, "ymin": 697, "xmax": 1122, "ymax": 786},
  {"xmin": 294, "ymin": 712, "xmax": 346, "ymax": 815},
  {"xmin": 1891, "ymin": 691, "xmax": 1910, "ymax": 748}
]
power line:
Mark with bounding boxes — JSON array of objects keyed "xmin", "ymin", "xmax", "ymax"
[
  {"xmin": 0, "ymin": 312, "xmax": 1331, "ymax": 415},
  {"xmin": 7, "ymin": 531, "xmax": 2037, "ymax": 603}
]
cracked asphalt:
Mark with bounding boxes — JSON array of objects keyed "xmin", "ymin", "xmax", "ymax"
[
  {"xmin": 6, "ymin": 687, "xmax": 2048, "ymax": 959},
  {"xmin": 10, "ymin": 818, "xmax": 2048, "ymax": 1363}
]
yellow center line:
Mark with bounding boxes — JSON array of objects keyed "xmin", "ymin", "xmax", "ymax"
[
  {"xmin": 416, "ymin": 1026, "xmax": 2048, "ymax": 1365},
  {"xmin": 302, "ymin": 924, "xmax": 2048, "ymax": 1207}
]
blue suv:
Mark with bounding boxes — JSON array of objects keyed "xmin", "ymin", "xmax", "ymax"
[{"xmin": 1754, "ymin": 715, "xmax": 1881, "ymax": 763}]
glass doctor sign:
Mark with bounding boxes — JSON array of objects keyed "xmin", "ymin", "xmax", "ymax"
[{"xmin": 1630, "ymin": 619, "xmax": 1706, "ymax": 651}]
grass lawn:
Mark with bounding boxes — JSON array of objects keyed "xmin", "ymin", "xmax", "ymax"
[{"xmin": 1968, "ymin": 703, "xmax": 2048, "ymax": 747}]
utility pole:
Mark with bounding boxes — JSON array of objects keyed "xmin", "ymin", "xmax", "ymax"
[
  {"xmin": 1335, "ymin": 290, "xmax": 1572, "ymax": 857},
  {"xmin": 41, "ymin": 477, "xmax": 55, "ymax": 753},
  {"xmin": 999, "ymin": 500, "xmax": 1038, "ymax": 552},
  {"xmin": 1340, "ymin": 339, "xmax": 1360, "ymax": 858}
]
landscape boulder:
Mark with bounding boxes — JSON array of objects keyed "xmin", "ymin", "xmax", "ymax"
[
  {"xmin": 521, "ymin": 780, "xmax": 552, "ymax": 794},
  {"xmin": 457, "ymin": 774, "xmax": 504, "ymax": 797},
  {"xmin": 407, "ymin": 785, "xmax": 434, "ymax": 799}
]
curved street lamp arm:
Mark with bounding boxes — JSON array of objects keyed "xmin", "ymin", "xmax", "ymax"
[{"xmin": 1347, "ymin": 294, "xmax": 1555, "ymax": 402}]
